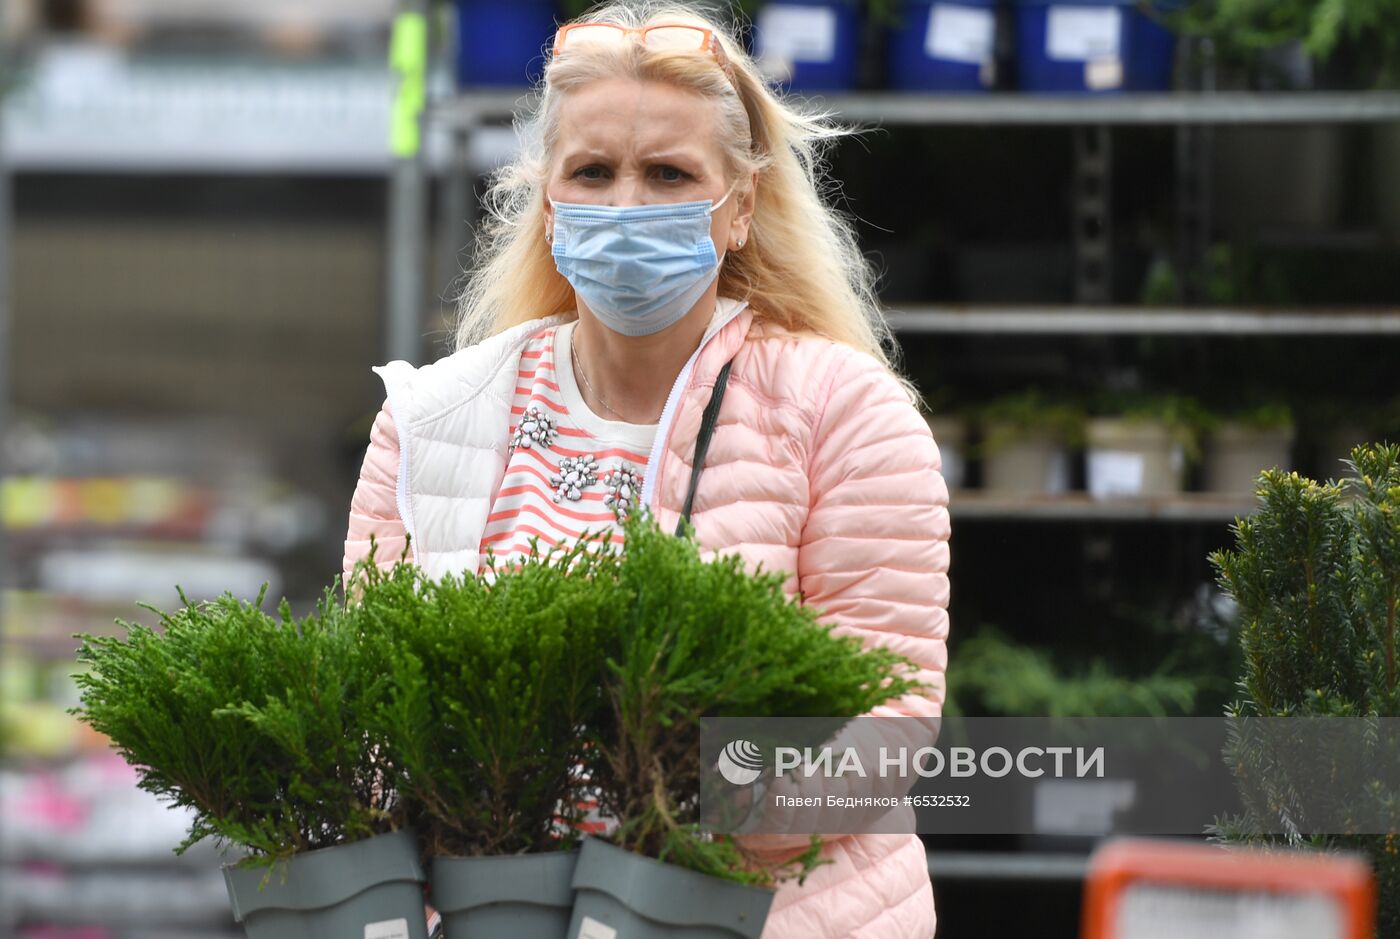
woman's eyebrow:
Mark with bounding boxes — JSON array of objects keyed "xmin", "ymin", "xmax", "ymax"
[
  {"xmin": 558, "ymin": 148, "xmax": 614, "ymax": 165},
  {"xmin": 639, "ymin": 150, "xmax": 704, "ymax": 164}
]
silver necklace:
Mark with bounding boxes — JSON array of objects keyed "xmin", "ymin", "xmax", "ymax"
[{"xmin": 570, "ymin": 331, "xmax": 662, "ymax": 424}]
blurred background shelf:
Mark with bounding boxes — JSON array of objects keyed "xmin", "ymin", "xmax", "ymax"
[
  {"xmin": 928, "ymin": 850, "xmax": 1089, "ymax": 882},
  {"xmin": 949, "ymin": 492, "xmax": 1257, "ymax": 522},
  {"xmin": 884, "ymin": 305, "xmax": 1400, "ymax": 335},
  {"xmin": 432, "ymin": 89, "xmax": 1400, "ymax": 129}
]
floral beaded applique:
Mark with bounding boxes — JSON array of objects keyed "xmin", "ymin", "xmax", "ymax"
[
  {"xmin": 550, "ymin": 454, "xmax": 600, "ymax": 503},
  {"xmin": 509, "ymin": 405, "xmax": 558, "ymax": 452},
  {"xmin": 602, "ymin": 465, "xmax": 643, "ymax": 520}
]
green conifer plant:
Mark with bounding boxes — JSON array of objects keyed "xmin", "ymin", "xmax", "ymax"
[
  {"xmin": 71, "ymin": 578, "xmax": 405, "ymax": 868},
  {"xmin": 1209, "ymin": 442, "xmax": 1400, "ymax": 932},
  {"xmin": 356, "ymin": 530, "xmax": 628, "ymax": 858},
  {"xmin": 586, "ymin": 512, "xmax": 928, "ymax": 887}
]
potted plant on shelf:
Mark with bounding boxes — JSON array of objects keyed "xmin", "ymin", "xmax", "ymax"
[
  {"xmin": 919, "ymin": 387, "xmax": 968, "ymax": 491},
  {"xmin": 569, "ymin": 513, "xmax": 927, "ymax": 939},
  {"xmin": 358, "ymin": 533, "xmax": 627, "ymax": 939},
  {"xmin": 1209, "ymin": 443, "xmax": 1400, "ymax": 934},
  {"xmin": 1172, "ymin": 0, "xmax": 1400, "ymax": 90},
  {"xmin": 973, "ymin": 389, "xmax": 1085, "ymax": 495},
  {"xmin": 1085, "ymin": 393, "xmax": 1205, "ymax": 499},
  {"xmin": 1200, "ymin": 402, "xmax": 1296, "ymax": 495},
  {"xmin": 71, "ymin": 580, "xmax": 428, "ymax": 939}
]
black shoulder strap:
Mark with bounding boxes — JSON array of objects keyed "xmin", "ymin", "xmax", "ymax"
[{"xmin": 675, "ymin": 358, "xmax": 734, "ymax": 537}]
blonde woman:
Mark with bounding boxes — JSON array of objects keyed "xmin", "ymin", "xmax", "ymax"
[{"xmin": 344, "ymin": 2, "xmax": 951, "ymax": 935}]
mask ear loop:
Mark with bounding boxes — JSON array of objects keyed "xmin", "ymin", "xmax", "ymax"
[{"xmin": 708, "ymin": 181, "xmax": 739, "ymax": 215}]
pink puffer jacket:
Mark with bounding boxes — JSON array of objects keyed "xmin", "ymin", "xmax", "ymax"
[{"xmin": 343, "ymin": 304, "xmax": 951, "ymax": 939}]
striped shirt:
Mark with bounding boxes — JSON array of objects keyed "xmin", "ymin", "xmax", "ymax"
[
  {"xmin": 481, "ymin": 319, "xmax": 657, "ymax": 573},
  {"xmin": 488, "ymin": 318, "xmax": 656, "ymax": 839}
]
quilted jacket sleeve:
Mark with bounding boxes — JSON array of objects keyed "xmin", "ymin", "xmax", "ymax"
[
  {"xmin": 738, "ymin": 349, "xmax": 952, "ymax": 855},
  {"xmin": 799, "ymin": 347, "xmax": 951, "ymax": 719},
  {"xmin": 342, "ymin": 399, "xmax": 414, "ymax": 600}
]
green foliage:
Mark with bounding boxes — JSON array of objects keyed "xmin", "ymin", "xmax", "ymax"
[
  {"xmin": 588, "ymin": 512, "xmax": 927, "ymax": 886},
  {"xmin": 944, "ymin": 626, "xmax": 1201, "ymax": 718},
  {"xmin": 358, "ymin": 531, "xmax": 628, "ymax": 858},
  {"xmin": 1209, "ymin": 443, "xmax": 1400, "ymax": 932},
  {"xmin": 973, "ymin": 389, "xmax": 1087, "ymax": 457},
  {"xmin": 1171, "ymin": 0, "xmax": 1400, "ymax": 88},
  {"xmin": 71, "ymin": 581, "xmax": 403, "ymax": 867}
]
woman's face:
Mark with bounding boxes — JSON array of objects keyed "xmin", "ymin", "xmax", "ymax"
[{"xmin": 543, "ymin": 78, "xmax": 754, "ymax": 256}]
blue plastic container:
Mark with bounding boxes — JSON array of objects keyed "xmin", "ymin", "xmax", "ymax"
[
  {"xmin": 888, "ymin": 0, "xmax": 1000, "ymax": 92},
  {"xmin": 453, "ymin": 0, "xmax": 557, "ymax": 87},
  {"xmin": 1014, "ymin": 0, "xmax": 1179, "ymax": 93},
  {"xmin": 753, "ymin": 0, "xmax": 861, "ymax": 91}
]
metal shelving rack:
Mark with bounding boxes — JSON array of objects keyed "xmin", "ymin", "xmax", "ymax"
[
  {"xmin": 390, "ymin": 79, "xmax": 1400, "ymax": 525},
  {"xmin": 380, "ymin": 11, "xmax": 1400, "ymax": 890}
]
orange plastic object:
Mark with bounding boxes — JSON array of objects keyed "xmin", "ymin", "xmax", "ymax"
[{"xmin": 1082, "ymin": 837, "xmax": 1376, "ymax": 939}]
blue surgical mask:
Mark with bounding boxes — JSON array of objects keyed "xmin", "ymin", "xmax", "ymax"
[{"xmin": 549, "ymin": 185, "xmax": 735, "ymax": 337}]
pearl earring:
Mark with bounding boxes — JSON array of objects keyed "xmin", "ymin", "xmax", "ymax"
[{"xmin": 737, "ymin": 238, "xmax": 745, "ymax": 248}]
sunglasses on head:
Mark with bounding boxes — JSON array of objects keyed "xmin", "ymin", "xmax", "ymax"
[{"xmin": 551, "ymin": 22, "xmax": 735, "ymax": 80}]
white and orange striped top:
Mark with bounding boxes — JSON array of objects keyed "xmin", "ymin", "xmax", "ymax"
[
  {"xmin": 486, "ymin": 318, "xmax": 657, "ymax": 840},
  {"xmin": 480, "ymin": 319, "xmax": 658, "ymax": 574}
]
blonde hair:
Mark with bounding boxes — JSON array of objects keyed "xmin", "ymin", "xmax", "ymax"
[{"xmin": 450, "ymin": 0, "xmax": 908, "ymax": 390}]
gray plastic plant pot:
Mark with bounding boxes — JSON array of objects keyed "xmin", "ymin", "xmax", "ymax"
[
  {"xmin": 566, "ymin": 836, "xmax": 774, "ymax": 939},
  {"xmin": 223, "ymin": 829, "xmax": 428, "ymax": 939},
  {"xmin": 431, "ymin": 849, "xmax": 578, "ymax": 938}
]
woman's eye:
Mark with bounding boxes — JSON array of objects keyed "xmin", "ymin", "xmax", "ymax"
[
  {"xmin": 655, "ymin": 166, "xmax": 689, "ymax": 182},
  {"xmin": 573, "ymin": 165, "xmax": 607, "ymax": 180}
]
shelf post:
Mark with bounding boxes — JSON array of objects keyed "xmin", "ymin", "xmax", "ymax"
[
  {"xmin": 434, "ymin": 124, "xmax": 474, "ymax": 346},
  {"xmin": 1073, "ymin": 125, "xmax": 1113, "ymax": 304},
  {"xmin": 386, "ymin": 0, "xmax": 431, "ymax": 365},
  {"xmin": 1175, "ymin": 34, "xmax": 1217, "ymax": 304},
  {"xmin": 0, "ymin": 0, "xmax": 16, "ymax": 764}
]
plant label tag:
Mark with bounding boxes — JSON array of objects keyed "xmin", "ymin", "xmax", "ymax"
[
  {"xmin": 1045, "ymin": 7, "xmax": 1121, "ymax": 61},
  {"xmin": 1085, "ymin": 56, "xmax": 1124, "ymax": 90},
  {"xmin": 1088, "ymin": 450, "xmax": 1144, "ymax": 498},
  {"xmin": 1033, "ymin": 779, "xmax": 1136, "ymax": 834},
  {"xmin": 756, "ymin": 5, "xmax": 837, "ymax": 64},
  {"xmin": 926, "ymin": 4, "xmax": 996, "ymax": 64},
  {"xmin": 578, "ymin": 917, "xmax": 619, "ymax": 939},
  {"xmin": 364, "ymin": 919, "xmax": 409, "ymax": 939}
]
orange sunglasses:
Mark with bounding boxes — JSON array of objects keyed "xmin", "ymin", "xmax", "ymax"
[{"xmin": 552, "ymin": 22, "xmax": 734, "ymax": 78}]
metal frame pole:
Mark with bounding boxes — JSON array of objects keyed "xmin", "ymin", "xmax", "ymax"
[
  {"xmin": 0, "ymin": 3, "xmax": 15, "ymax": 933},
  {"xmin": 386, "ymin": 0, "xmax": 430, "ymax": 365}
]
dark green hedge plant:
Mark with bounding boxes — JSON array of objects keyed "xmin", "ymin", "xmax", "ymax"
[
  {"xmin": 586, "ymin": 513, "xmax": 927, "ymax": 886},
  {"xmin": 71, "ymin": 581, "xmax": 404, "ymax": 868},
  {"xmin": 358, "ymin": 531, "xmax": 628, "ymax": 858},
  {"xmin": 1209, "ymin": 442, "xmax": 1400, "ymax": 933}
]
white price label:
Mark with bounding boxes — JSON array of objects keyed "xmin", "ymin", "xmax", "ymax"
[
  {"xmin": 1033, "ymin": 779, "xmax": 1136, "ymax": 834},
  {"xmin": 577, "ymin": 916, "xmax": 619, "ymax": 939},
  {"xmin": 756, "ymin": 5, "xmax": 838, "ymax": 64},
  {"xmin": 1115, "ymin": 883, "xmax": 1346, "ymax": 939},
  {"xmin": 1085, "ymin": 56, "xmax": 1124, "ymax": 89},
  {"xmin": 1046, "ymin": 6, "xmax": 1121, "ymax": 61},
  {"xmin": 1088, "ymin": 450, "xmax": 1145, "ymax": 497},
  {"xmin": 926, "ymin": 4, "xmax": 996, "ymax": 64},
  {"xmin": 364, "ymin": 918, "xmax": 409, "ymax": 939}
]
